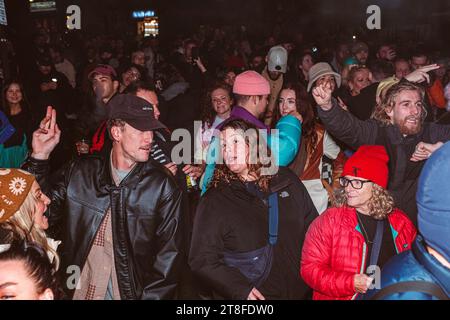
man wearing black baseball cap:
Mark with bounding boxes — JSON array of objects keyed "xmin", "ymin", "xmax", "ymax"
[
  {"xmin": 107, "ymin": 94, "xmax": 167, "ymax": 164},
  {"xmin": 108, "ymin": 94, "xmax": 166, "ymax": 132},
  {"xmin": 24, "ymin": 97, "xmax": 186, "ymax": 300}
]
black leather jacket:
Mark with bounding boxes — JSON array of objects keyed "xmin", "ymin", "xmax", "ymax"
[{"xmin": 23, "ymin": 153, "xmax": 187, "ymax": 300}]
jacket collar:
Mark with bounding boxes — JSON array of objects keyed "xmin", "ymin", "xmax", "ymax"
[
  {"xmin": 99, "ymin": 151, "xmax": 149, "ymax": 191},
  {"xmin": 340, "ymin": 207, "xmax": 403, "ymax": 234},
  {"xmin": 226, "ymin": 174, "xmax": 291, "ymax": 204},
  {"xmin": 412, "ymin": 235, "xmax": 450, "ymax": 296},
  {"xmin": 386, "ymin": 122, "xmax": 426, "ymax": 145},
  {"xmin": 227, "ymin": 180, "xmax": 266, "ymax": 207},
  {"xmin": 217, "ymin": 106, "xmax": 269, "ymax": 132}
]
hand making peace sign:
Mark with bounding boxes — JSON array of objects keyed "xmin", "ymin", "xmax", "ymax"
[{"xmin": 31, "ymin": 106, "xmax": 61, "ymax": 160}]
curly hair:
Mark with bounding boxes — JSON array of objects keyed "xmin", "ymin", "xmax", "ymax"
[
  {"xmin": 371, "ymin": 81, "xmax": 427, "ymax": 126},
  {"xmin": 209, "ymin": 119, "xmax": 275, "ymax": 192},
  {"xmin": 200, "ymin": 82, "xmax": 233, "ymax": 127},
  {"xmin": 332, "ymin": 183, "xmax": 395, "ymax": 220}
]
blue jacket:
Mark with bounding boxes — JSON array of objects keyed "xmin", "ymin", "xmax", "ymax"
[
  {"xmin": 200, "ymin": 106, "xmax": 301, "ymax": 194},
  {"xmin": 368, "ymin": 235, "xmax": 450, "ymax": 300}
]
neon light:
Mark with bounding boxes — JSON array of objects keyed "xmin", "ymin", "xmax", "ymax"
[{"xmin": 132, "ymin": 10, "xmax": 155, "ymax": 19}]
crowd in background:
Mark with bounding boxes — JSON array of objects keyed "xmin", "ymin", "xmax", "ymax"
[{"xmin": 0, "ymin": 21, "xmax": 449, "ymax": 300}]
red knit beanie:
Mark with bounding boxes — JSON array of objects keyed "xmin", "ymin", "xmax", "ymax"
[{"xmin": 342, "ymin": 145, "xmax": 389, "ymax": 188}]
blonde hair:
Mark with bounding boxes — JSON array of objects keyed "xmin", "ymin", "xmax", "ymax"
[
  {"xmin": 332, "ymin": 183, "xmax": 395, "ymax": 220},
  {"xmin": 1, "ymin": 191, "xmax": 60, "ymax": 269},
  {"xmin": 371, "ymin": 81, "xmax": 427, "ymax": 126}
]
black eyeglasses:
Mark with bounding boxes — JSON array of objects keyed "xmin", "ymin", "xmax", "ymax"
[{"xmin": 339, "ymin": 177, "xmax": 372, "ymax": 189}]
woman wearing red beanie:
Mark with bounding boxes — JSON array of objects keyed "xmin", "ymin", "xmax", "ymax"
[{"xmin": 301, "ymin": 145, "xmax": 417, "ymax": 300}]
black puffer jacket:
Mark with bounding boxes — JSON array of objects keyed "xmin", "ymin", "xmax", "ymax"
[
  {"xmin": 23, "ymin": 153, "xmax": 187, "ymax": 300},
  {"xmin": 189, "ymin": 167, "xmax": 318, "ymax": 300}
]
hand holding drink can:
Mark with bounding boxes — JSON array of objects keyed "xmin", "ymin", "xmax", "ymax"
[{"xmin": 76, "ymin": 139, "xmax": 90, "ymax": 155}]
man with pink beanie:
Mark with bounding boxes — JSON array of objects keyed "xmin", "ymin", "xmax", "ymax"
[{"xmin": 201, "ymin": 70, "xmax": 302, "ymax": 193}]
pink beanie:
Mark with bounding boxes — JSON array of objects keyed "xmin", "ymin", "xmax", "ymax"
[{"xmin": 233, "ymin": 71, "xmax": 270, "ymax": 95}]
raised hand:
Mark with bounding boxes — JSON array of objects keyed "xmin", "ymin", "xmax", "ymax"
[
  {"xmin": 31, "ymin": 106, "xmax": 61, "ymax": 160},
  {"xmin": 312, "ymin": 82, "xmax": 333, "ymax": 110},
  {"xmin": 405, "ymin": 64, "xmax": 440, "ymax": 83},
  {"xmin": 194, "ymin": 57, "xmax": 207, "ymax": 73}
]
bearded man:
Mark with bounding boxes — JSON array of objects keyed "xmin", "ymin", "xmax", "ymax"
[{"xmin": 312, "ymin": 80, "xmax": 450, "ymax": 225}]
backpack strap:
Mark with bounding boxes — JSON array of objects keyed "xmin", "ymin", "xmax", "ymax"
[
  {"xmin": 371, "ymin": 281, "xmax": 449, "ymax": 300},
  {"xmin": 268, "ymin": 192, "xmax": 279, "ymax": 245},
  {"xmin": 369, "ymin": 220, "xmax": 385, "ymax": 270},
  {"xmin": 357, "ymin": 220, "xmax": 385, "ymax": 300}
]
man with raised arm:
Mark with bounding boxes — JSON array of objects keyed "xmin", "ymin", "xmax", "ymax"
[
  {"xmin": 23, "ymin": 95, "xmax": 187, "ymax": 300},
  {"xmin": 312, "ymin": 72, "xmax": 450, "ymax": 225}
]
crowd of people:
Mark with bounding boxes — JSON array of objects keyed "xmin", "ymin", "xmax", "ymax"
[{"xmin": 0, "ymin": 23, "xmax": 449, "ymax": 300}]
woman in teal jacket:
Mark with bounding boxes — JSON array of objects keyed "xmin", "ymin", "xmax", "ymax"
[{"xmin": 0, "ymin": 81, "xmax": 33, "ymax": 168}]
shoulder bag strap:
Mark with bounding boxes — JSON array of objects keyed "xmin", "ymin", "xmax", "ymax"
[
  {"xmin": 369, "ymin": 219, "xmax": 385, "ymax": 270},
  {"xmin": 268, "ymin": 192, "xmax": 279, "ymax": 245}
]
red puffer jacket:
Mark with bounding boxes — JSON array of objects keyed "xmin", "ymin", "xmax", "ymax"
[{"xmin": 300, "ymin": 206, "xmax": 417, "ymax": 300}]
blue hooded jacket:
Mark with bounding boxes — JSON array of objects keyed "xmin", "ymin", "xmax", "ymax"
[
  {"xmin": 367, "ymin": 235, "xmax": 449, "ymax": 300},
  {"xmin": 366, "ymin": 141, "xmax": 450, "ymax": 300}
]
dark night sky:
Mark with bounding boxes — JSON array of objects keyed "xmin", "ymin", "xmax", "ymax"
[{"xmin": 4, "ymin": 0, "xmax": 450, "ymax": 40}]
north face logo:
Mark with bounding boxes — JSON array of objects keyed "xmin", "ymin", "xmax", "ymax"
[{"xmin": 280, "ymin": 191, "xmax": 289, "ymax": 198}]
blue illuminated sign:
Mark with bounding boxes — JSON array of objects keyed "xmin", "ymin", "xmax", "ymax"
[{"xmin": 132, "ymin": 11, "xmax": 155, "ymax": 19}]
